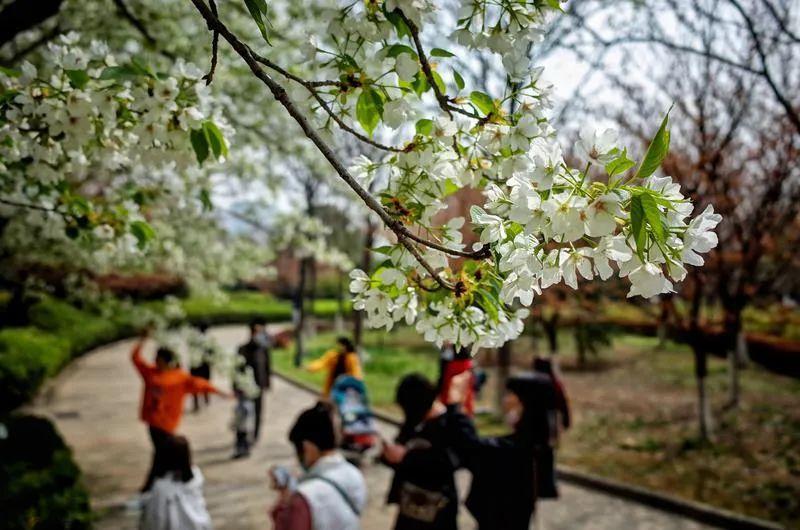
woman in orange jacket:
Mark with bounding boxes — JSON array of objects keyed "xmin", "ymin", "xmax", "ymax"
[{"xmin": 131, "ymin": 330, "xmax": 230, "ymax": 492}]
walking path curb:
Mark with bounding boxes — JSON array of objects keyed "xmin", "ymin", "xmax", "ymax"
[{"xmin": 273, "ymin": 370, "xmax": 784, "ymax": 530}]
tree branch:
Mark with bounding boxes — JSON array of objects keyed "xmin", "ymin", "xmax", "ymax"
[
  {"xmin": 0, "ymin": 0, "xmax": 64, "ymax": 47},
  {"xmin": 187, "ymin": 0, "xmax": 472, "ymax": 289}
]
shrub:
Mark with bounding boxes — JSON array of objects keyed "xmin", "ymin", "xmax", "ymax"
[
  {"xmin": 0, "ymin": 415, "xmax": 92, "ymax": 530},
  {"xmin": 0, "ymin": 328, "xmax": 70, "ymax": 413}
]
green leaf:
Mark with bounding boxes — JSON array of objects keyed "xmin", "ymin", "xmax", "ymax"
[
  {"xmin": 190, "ymin": 128, "xmax": 209, "ymax": 165},
  {"xmin": 443, "ymin": 179, "xmax": 459, "ymax": 196},
  {"xmin": 640, "ymin": 193, "xmax": 666, "ymax": 244},
  {"xmin": 411, "ymin": 73, "xmax": 429, "ymax": 97},
  {"xmin": 202, "ymin": 121, "xmax": 228, "ymax": 159},
  {"xmin": 453, "ymin": 70, "xmax": 465, "ymax": 91},
  {"xmin": 65, "ymin": 70, "xmax": 90, "ymax": 89},
  {"xmin": 415, "ymin": 118, "xmax": 434, "ymax": 136},
  {"xmin": 470, "ymin": 91, "xmax": 494, "ymax": 115},
  {"xmin": 635, "ymin": 107, "xmax": 672, "ymax": 180},
  {"xmin": 199, "ymin": 189, "xmax": 213, "ymax": 211},
  {"xmin": 383, "ymin": 7, "xmax": 411, "ymax": 38},
  {"xmin": 385, "ymin": 44, "xmax": 416, "ymax": 58},
  {"xmin": 0, "ymin": 66, "xmax": 21, "ymax": 78},
  {"xmin": 130, "ymin": 220, "xmax": 156, "ymax": 249},
  {"xmin": 605, "ymin": 148, "xmax": 636, "ymax": 177},
  {"xmin": 99, "ymin": 65, "xmax": 141, "ymax": 81},
  {"xmin": 431, "ymin": 71, "xmax": 446, "ymax": 95},
  {"xmin": 244, "ymin": 0, "xmax": 272, "ymax": 44},
  {"xmin": 356, "ymin": 87, "xmax": 383, "ymax": 137},
  {"xmin": 430, "ymin": 48, "xmax": 455, "ymax": 58},
  {"xmin": 630, "ymin": 194, "xmax": 646, "ymax": 260},
  {"xmin": 546, "ymin": 0, "xmax": 565, "ymax": 12},
  {"xmin": 630, "ymin": 192, "xmax": 666, "ymax": 258}
]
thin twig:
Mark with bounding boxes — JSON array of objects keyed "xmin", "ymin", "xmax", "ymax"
[
  {"xmin": 247, "ymin": 49, "xmax": 402, "ymax": 152},
  {"xmin": 396, "ymin": 9, "xmax": 481, "ymax": 121},
  {"xmin": 111, "ymin": 0, "xmax": 175, "ymax": 59},
  {"xmin": 202, "ymin": 0, "xmax": 219, "ymax": 85}
]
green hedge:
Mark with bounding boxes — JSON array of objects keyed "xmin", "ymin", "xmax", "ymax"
[
  {"xmin": 0, "ymin": 415, "xmax": 92, "ymax": 530},
  {"xmin": 0, "ymin": 292, "xmax": 349, "ymax": 414}
]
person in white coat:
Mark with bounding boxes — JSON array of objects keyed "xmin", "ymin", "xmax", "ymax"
[
  {"xmin": 140, "ymin": 435, "xmax": 212, "ymax": 530},
  {"xmin": 270, "ymin": 402, "xmax": 367, "ymax": 530}
]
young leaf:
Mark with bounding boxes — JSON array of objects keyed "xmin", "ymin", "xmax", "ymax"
[
  {"xmin": 99, "ymin": 64, "xmax": 141, "ymax": 81},
  {"xmin": 356, "ymin": 87, "xmax": 383, "ymax": 137},
  {"xmin": 0, "ymin": 66, "xmax": 21, "ymax": 78},
  {"xmin": 430, "ymin": 48, "xmax": 455, "ymax": 58},
  {"xmin": 385, "ymin": 44, "xmax": 416, "ymax": 58},
  {"xmin": 640, "ymin": 193, "xmax": 666, "ymax": 244},
  {"xmin": 202, "ymin": 120, "xmax": 228, "ymax": 159},
  {"xmin": 383, "ymin": 7, "xmax": 411, "ymax": 38},
  {"xmin": 635, "ymin": 107, "xmax": 672, "ymax": 180},
  {"xmin": 130, "ymin": 220, "xmax": 156, "ymax": 249},
  {"xmin": 470, "ymin": 91, "xmax": 494, "ymax": 115},
  {"xmin": 453, "ymin": 69, "xmax": 465, "ymax": 91},
  {"xmin": 244, "ymin": 0, "xmax": 272, "ymax": 44},
  {"xmin": 630, "ymin": 194, "xmax": 647, "ymax": 260},
  {"xmin": 65, "ymin": 70, "xmax": 90, "ymax": 89},
  {"xmin": 431, "ymin": 71, "xmax": 446, "ymax": 95},
  {"xmin": 415, "ymin": 118, "xmax": 434, "ymax": 136},
  {"xmin": 190, "ymin": 128, "xmax": 209, "ymax": 164},
  {"xmin": 411, "ymin": 73, "xmax": 429, "ymax": 97},
  {"xmin": 605, "ymin": 148, "xmax": 636, "ymax": 177}
]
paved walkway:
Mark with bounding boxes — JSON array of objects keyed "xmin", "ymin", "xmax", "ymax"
[{"xmin": 29, "ymin": 325, "xmax": 713, "ymax": 529}]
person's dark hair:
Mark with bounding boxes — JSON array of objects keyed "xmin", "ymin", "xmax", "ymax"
[
  {"xmin": 249, "ymin": 318, "xmax": 264, "ymax": 335},
  {"xmin": 162, "ymin": 435, "xmax": 194, "ymax": 483},
  {"xmin": 396, "ymin": 373, "xmax": 437, "ymax": 428},
  {"xmin": 532, "ymin": 357, "xmax": 554, "ymax": 376},
  {"xmin": 336, "ymin": 336, "xmax": 355, "ymax": 352},
  {"xmin": 156, "ymin": 347, "xmax": 178, "ymax": 368},
  {"xmin": 288, "ymin": 402, "xmax": 338, "ymax": 457},
  {"xmin": 197, "ymin": 321, "xmax": 209, "ymax": 334},
  {"xmin": 505, "ymin": 374, "xmax": 554, "ymax": 445}
]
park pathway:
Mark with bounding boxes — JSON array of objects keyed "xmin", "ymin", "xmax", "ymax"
[{"xmin": 29, "ymin": 325, "xmax": 714, "ymax": 529}]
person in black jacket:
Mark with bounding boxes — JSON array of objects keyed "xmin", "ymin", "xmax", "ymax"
[
  {"xmin": 445, "ymin": 372, "xmax": 556, "ymax": 530},
  {"xmin": 233, "ymin": 319, "xmax": 272, "ymax": 458},
  {"xmin": 381, "ymin": 373, "xmax": 461, "ymax": 530}
]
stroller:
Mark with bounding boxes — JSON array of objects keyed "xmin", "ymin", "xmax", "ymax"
[{"xmin": 330, "ymin": 375, "xmax": 377, "ymax": 464}]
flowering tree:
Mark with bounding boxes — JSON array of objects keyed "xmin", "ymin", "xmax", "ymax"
[
  {"xmin": 1, "ymin": 0, "xmax": 722, "ymax": 350},
  {"xmin": 176, "ymin": 0, "xmax": 718, "ymax": 348}
]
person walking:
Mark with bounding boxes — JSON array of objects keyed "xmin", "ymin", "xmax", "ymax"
[
  {"xmin": 190, "ymin": 322, "xmax": 213, "ymax": 413},
  {"xmin": 232, "ymin": 319, "xmax": 272, "ymax": 458},
  {"xmin": 445, "ymin": 372, "xmax": 556, "ymax": 530},
  {"xmin": 131, "ymin": 330, "xmax": 230, "ymax": 492},
  {"xmin": 381, "ymin": 373, "xmax": 462, "ymax": 530},
  {"xmin": 306, "ymin": 337, "xmax": 362, "ymax": 397},
  {"xmin": 140, "ymin": 436, "xmax": 212, "ymax": 530},
  {"xmin": 270, "ymin": 402, "xmax": 367, "ymax": 530}
]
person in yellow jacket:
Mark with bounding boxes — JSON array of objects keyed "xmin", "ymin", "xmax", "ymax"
[{"xmin": 307, "ymin": 337, "xmax": 362, "ymax": 397}]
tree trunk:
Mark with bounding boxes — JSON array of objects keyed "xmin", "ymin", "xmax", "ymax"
[
  {"xmin": 307, "ymin": 256, "xmax": 317, "ymax": 338},
  {"xmin": 495, "ymin": 341, "xmax": 512, "ymax": 414},
  {"xmin": 353, "ymin": 218, "xmax": 374, "ymax": 349},
  {"xmin": 542, "ymin": 313, "xmax": 559, "ymax": 356},
  {"xmin": 294, "ymin": 257, "xmax": 310, "ymax": 367},
  {"xmin": 724, "ymin": 307, "xmax": 746, "ymax": 408},
  {"xmin": 656, "ymin": 294, "xmax": 674, "ymax": 350},
  {"xmin": 693, "ymin": 344, "xmax": 713, "ymax": 440}
]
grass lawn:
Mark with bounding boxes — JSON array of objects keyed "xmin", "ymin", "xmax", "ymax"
[{"xmin": 274, "ymin": 327, "xmax": 800, "ymax": 527}]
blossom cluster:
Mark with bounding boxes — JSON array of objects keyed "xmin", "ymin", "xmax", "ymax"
[
  {"xmin": 0, "ymin": 32, "xmax": 225, "ymax": 247},
  {"xmin": 273, "ymin": 0, "xmax": 722, "ymax": 348}
]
